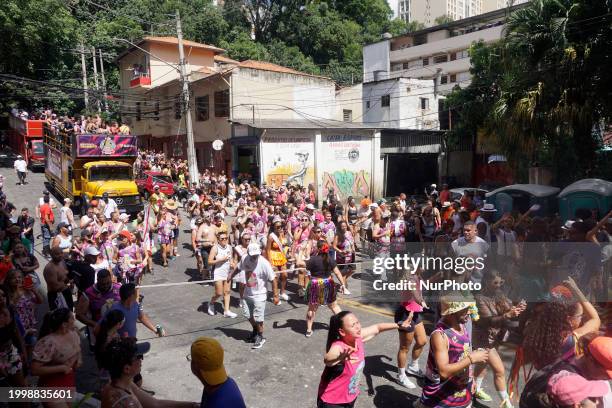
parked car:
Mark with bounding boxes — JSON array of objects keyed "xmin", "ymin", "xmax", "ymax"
[
  {"xmin": 135, "ymin": 171, "xmax": 174, "ymax": 199},
  {"xmin": 449, "ymin": 187, "xmax": 489, "ymax": 202}
]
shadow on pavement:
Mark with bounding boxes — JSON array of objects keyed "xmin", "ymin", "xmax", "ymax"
[
  {"xmin": 371, "ymin": 384, "xmax": 418, "ymax": 407},
  {"xmin": 363, "ymin": 354, "xmax": 397, "ymax": 395},
  {"xmin": 272, "ymin": 319, "xmax": 329, "ymax": 335},
  {"xmin": 215, "ymin": 326, "xmax": 252, "ymax": 342}
]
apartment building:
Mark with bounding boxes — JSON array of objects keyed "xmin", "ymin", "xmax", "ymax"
[
  {"xmin": 482, "ymin": 0, "xmax": 529, "ymax": 13},
  {"xmin": 364, "ymin": 4, "xmax": 525, "ymax": 95},
  {"xmin": 388, "ymin": 0, "xmax": 484, "ymax": 25},
  {"xmin": 116, "ymin": 37, "xmax": 381, "ymax": 200}
]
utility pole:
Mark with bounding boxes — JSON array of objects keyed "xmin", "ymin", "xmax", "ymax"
[
  {"xmin": 99, "ymin": 49, "xmax": 109, "ymax": 113},
  {"xmin": 176, "ymin": 9, "xmax": 199, "ymax": 185},
  {"xmin": 80, "ymin": 43, "xmax": 89, "ymax": 111},
  {"xmin": 92, "ymin": 46, "xmax": 101, "ymax": 113}
]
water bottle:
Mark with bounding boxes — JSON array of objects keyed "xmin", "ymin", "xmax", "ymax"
[{"xmin": 155, "ymin": 325, "xmax": 165, "ymax": 337}]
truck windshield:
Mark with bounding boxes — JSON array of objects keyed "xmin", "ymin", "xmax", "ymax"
[
  {"xmin": 89, "ymin": 166, "xmax": 132, "ymax": 181},
  {"xmin": 152, "ymin": 175, "xmax": 173, "ymax": 184},
  {"xmin": 32, "ymin": 142, "xmax": 44, "ymax": 154}
]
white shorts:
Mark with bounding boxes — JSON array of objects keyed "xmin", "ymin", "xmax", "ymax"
[{"xmin": 213, "ymin": 267, "xmax": 230, "ymax": 282}]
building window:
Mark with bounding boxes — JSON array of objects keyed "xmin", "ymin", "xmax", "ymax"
[
  {"xmin": 433, "ymin": 54, "xmax": 448, "ymax": 64},
  {"xmin": 403, "ymin": 62, "xmax": 410, "ymax": 70},
  {"xmin": 450, "ymin": 52, "xmax": 457, "ymax": 61},
  {"xmin": 195, "ymin": 95, "xmax": 209, "ymax": 122},
  {"xmin": 422, "ymin": 57, "xmax": 429, "ymax": 66},
  {"xmin": 420, "ymin": 97, "xmax": 429, "ymax": 110},
  {"xmin": 214, "ymin": 90, "xmax": 230, "ymax": 117},
  {"xmin": 343, "ymin": 109, "xmax": 353, "ymax": 122},
  {"xmin": 414, "ymin": 34, "xmax": 427, "ymax": 45},
  {"xmin": 440, "ymin": 75, "xmax": 448, "ymax": 84},
  {"xmin": 366, "ymin": 101, "xmax": 371, "ymax": 109},
  {"xmin": 381, "ymin": 94, "xmax": 390, "ymax": 107},
  {"xmin": 450, "ymin": 73, "xmax": 457, "ymax": 83}
]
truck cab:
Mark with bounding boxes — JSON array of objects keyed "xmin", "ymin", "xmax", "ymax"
[
  {"xmin": 81, "ymin": 161, "xmax": 143, "ymax": 214},
  {"xmin": 44, "ymin": 127, "xmax": 143, "ymax": 216},
  {"xmin": 27, "ymin": 140, "xmax": 45, "ymax": 169}
]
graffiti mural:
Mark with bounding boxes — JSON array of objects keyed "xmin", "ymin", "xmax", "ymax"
[
  {"xmin": 261, "ymin": 136, "xmax": 315, "ymax": 187},
  {"xmin": 323, "ymin": 170, "xmax": 371, "ymax": 199},
  {"xmin": 320, "ymin": 135, "xmax": 373, "ymax": 200}
]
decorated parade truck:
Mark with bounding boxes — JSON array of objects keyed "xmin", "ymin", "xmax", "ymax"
[
  {"xmin": 44, "ymin": 126, "xmax": 144, "ymax": 215},
  {"xmin": 7, "ymin": 114, "xmax": 45, "ymax": 169}
]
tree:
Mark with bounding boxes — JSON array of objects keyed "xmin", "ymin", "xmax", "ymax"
[
  {"xmin": 434, "ymin": 14, "xmax": 454, "ymax": 25},
  {"xmin": 447, "ymin": 0, "xmax": 612, "ymax": 183}
]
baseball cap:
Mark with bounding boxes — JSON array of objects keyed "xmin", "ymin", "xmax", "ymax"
[
  {"xmin": 369, "ymin": 203, "xmax": 379, "ymax": 209},
  {"xmin": 547, "ymin": 370, "xmax": 610, "ymax": 405},
  {"xmin": 588, "ymin": 336, "xmax": 612, "ymax": 378},
  {"xmin": 43, "ymin": 190, "xmax": 49, "ymax": 195},
  {"xmin": 136, "ymin": 342, "xmax": 151, "ymax": 356},
  {"xmin": 247, "ymin": 242, "xmax": 261, "ymax": 256},
  {"xmin": 57, "ymin": 222, "xmax": 69, "ymax": 230},
  {"xmin": 84, "ymin": 246, "xmax": 100, "ymax": 256},
  {"xmin": 190, "ymin": 337, "xmax": 227, "ymax": 386},
  {"xmin": 80, "ymin": 229, "xmax": 92, "ymax": 238},
  {"xmin": 154, "ymin": 184, "xmax": 160, "ymax": 190},
  {"xmin": 377, "ymin": 198, "xmax": 387, "ymax": 205},
  {"xmin": 306, "ymin": 204, "xmax": 316, "ymax": 210}
]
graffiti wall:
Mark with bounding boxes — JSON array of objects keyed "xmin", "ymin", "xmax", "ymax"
[
  {"xmin": 320, "ymin": 135, "xmax": 372, "ymax": 200},
  {"xmin": 261, "ymin": 136, "xmax": 315, "ymax": 187}
]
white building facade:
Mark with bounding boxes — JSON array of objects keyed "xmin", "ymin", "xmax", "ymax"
[{"xmin": 364, "ymin": 4, "xmax": 526, "ymax": 95}]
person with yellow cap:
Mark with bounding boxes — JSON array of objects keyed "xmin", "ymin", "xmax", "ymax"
[
  {"xmin": 415, "ymin": 296, "xmax": 489, "ymax": 408},
  {"xmin": 189, "ymin": 337, "xmax": 246, "ymax": 408}
]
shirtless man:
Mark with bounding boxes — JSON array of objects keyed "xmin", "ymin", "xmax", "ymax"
[
  {"xmin": 43, "ymin": 247, "xmax": 74, "ymax": 311},
  {"xmin": 196, "ymin": 215, "xmax": 217, "ymax": 279}
]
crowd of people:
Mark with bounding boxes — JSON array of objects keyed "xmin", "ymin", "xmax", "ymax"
[
  {"xmin": 11, "ymin": 108, "xmax": 131, "ymax": 136},
  {"xmin": 0, "ymin": 146, "xmax": 610, "ymax": 408}
]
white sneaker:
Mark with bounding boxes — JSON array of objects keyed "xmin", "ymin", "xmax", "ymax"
[
  {"xmin": 207, "ymin": 303, "xmax": 215, "ymax": 316},
  {"xmin": 280, "ymin": 293, "xmax": 289, "ymax": 301},
  {"xmin": 407, "ymin": 365, "xmax": 424, "ymax": 377},
  {"xmin": 398, "ymin": 374, "xmax": 416, "ymax": 389},
  {"xmin": 223, "ymin": 310, "xmax": 237, "ymax": 318},
  {"xmin": 342, "ymin": 288, "xmax": 351, "ymax": 295}
]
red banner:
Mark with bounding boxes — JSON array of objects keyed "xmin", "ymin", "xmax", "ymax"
[{"xmin": 76, "ymin": 134, "xmax": 137, "ymax": 157}]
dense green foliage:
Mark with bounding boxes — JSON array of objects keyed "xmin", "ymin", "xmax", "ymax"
[
  {"xmin": 446, "ymin": 0, "xmax": 612, "ymax": 184},
  {"xmin": 0, "ymin": 0, "xmax": 416, "ymax": 115}
]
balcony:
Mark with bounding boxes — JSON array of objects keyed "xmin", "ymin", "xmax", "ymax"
[
  {"xmin": 389, "ymin": 25, "xmax": 504, "ymax": 62},
  {"xmin": 130, "ymin": 74, "xmax": 151, "ymax": 88}
]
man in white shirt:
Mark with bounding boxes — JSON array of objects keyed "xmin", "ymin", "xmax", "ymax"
[
  {"xmin": 228, "ymin": 243, "xmax": 278, "ymax": 350},
  {"xmin": 451, "ymin": 221, "xmax": 489, "ymax": 285},
  {"xmin": 13, "ymin": 155, "xmax": 28, "ymax": 185},
  {"xmin": 102, "ymin": 192, "xmax": 118, "ymax": 220}
]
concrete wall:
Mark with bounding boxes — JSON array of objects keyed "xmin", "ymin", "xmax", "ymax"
[
  {"xmin": 258, "ymin": 129, "xmax": 382, "ymax": 201},
  {"xmin": 363, "ymin": 41, "xmax": 391, "ymax": 83},
  {"xmin": 232, "ymin": 68, "xmax": 336, "ymax": 123},
  {"xmin": 335, "ymin": 84, "xmax": 363, "ymax": 123},
  {"xmin": 363, "ymin": 78, "xmax": 440, "ymax": 129}
]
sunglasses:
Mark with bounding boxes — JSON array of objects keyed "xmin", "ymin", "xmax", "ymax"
[
  {"xmin": 219, "ymin": 237, "xmax": 228, "ymax": 241},
  {"xmin": 314, "ymin": 230, "xmax": 322, "ymax": 233}
]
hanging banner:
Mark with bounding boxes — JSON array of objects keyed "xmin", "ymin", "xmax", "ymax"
[{"xmin": 76, "ymin": 134, "xmax": 138, "ymax": 157}]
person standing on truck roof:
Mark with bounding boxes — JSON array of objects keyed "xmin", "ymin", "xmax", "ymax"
[
  {"xmin": 13, "ymin": 155, "xmax": 28, "ymax": 185},
  {"xmin": 102, "ymin": 192, "xmax": 118, "ymax": 220}
]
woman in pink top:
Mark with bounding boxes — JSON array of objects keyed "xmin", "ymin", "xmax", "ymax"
[{"xmin": 317, "ymin": 311, "xmax": 413, "ymax": 408}]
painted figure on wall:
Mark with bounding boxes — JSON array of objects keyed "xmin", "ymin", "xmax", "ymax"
[{"xmin": 322, "ymin": 169, "xmax": 371, "ymax": 201}]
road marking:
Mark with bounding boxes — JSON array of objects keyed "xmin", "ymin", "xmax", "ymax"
[{"xmin": 338, "ymin": 298, "xmax": 394, "ymax": 318}]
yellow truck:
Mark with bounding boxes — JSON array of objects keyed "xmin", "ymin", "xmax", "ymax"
[{"xmin": 44, "ymin": 126, "xmax": 144, "ymax": 215}]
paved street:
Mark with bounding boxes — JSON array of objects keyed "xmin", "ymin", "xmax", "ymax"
[{"xmin": 0, "ymin": 167, "xmax": 511, "ymax": 408}]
